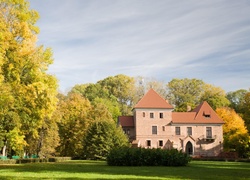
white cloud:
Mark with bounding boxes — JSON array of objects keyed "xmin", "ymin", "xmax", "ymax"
[{"xmin": 29, "ymin": 0, "xmax": 250, "ymax": 92}]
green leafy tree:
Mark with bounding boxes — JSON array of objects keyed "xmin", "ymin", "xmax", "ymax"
[
  {"xmin": 92, "ymin": 97, "xmax": 121, "ymax": 122},
  {"xmin": 70, "ymin": 83, "xmax": 110, "ymax": 102},
  {"xmin": 69, "ymin": 84, "xmax": 121, "ymax": 122},
  {"xmin": 97, "ymin": 74, "xmax": 135, "ymax": 115},
  {"xmin": 68, "ymin": 84, "xmax": 89, "ymax": 96},
  {"xmin": 227, "ymin": 89, "xmax": 248, "ymax": 114},
  {"xmin": 200, "ymin": 84, "xmax": 230, "ymax": 110},
  {"xmin": 0, "ymin": 0, "xmax": 58, "ymax": 157},
  {"xmin": 227, "ymin": 90, "xmax": 250, "ymax": 133},
  {"xmin": 88, "ymin": 99, "xmax": 114, "ymax": 122},
  {"xmin": 69, "ymin": 75, "xmax": 135, "ymax": 116},
  {"xmin": 167, "ymin": 78, "xmax": 205, "ymax": 111},
  {"xmin": 83, "ymin": 120, "xmax": 129, "ymax": 160},
  {"xmin": 243, "ymin": 92, "xmax": 250, "ymax": 133}
]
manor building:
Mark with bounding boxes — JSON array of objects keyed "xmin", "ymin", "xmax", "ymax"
[{"xmin": 118, "ymin": 89, "xmax": 224, "ymax": 156}]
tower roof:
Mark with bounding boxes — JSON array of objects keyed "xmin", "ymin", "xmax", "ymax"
[{"xmin": 134, "ymin": 89, "xmax": 173, "ymax": 109}]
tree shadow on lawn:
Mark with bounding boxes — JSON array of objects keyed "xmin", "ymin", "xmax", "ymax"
[{"xmin": 0, "ymin": 160, "xmax": 250, "ymax": 179}]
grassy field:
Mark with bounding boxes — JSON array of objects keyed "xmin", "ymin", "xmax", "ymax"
[{"xmin": 0, "ymin": 160, "xmax": 250, "ymax": 179}]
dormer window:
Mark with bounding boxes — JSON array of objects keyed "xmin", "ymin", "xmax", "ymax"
[{"xmin": 203, "ymin": 111, "xmax": 211, "ymax": 118}]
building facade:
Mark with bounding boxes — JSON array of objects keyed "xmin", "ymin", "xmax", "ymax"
[{"xmin": 118, "ymin": 89, "xmax": 224, "ymax": 156}]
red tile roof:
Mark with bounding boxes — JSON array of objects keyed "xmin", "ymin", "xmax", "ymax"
[
  {"xmin": 172, "ymin": 101, "xmax": 224, "ymax": 124},
  {"xmin": 118, "ymin": 116, "xmax": 134, "ymax": 127},
  {"xmin": 134, "ymin": 89, "xmax": 173, "ymax": 109}
]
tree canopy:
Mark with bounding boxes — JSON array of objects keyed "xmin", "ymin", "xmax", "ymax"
[
  {"xmin": 0, "ymin": 0, "xmax": 58, "ymax": 157},
  {"xmin": 200, "ymin": 84, "xmax": 230, "ymax": 110},
  {"xmin": 216, "ymin": 107, "xmax": 250, "ymax": 157},
  {"xmin": 167, "ymin": 78, "xmax": 205, "ymax": 111},
  {"xmin": 227, "ymin": 89, "xmax": 248, "ymax": 114},
  {"xmin": 55, "ymin": 93, "xmax": 91, "ymax": 158},
  {"xmin": 166, "ymin": 78, "xmax": 229, "ymax": 111},
  {"xmin": 227, "ymin": 89, "xmax": 250, "ymax": 133}
]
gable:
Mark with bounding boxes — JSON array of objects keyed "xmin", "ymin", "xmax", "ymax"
[
  {"xmin": 192, "ymin": 101, "xmax": 223, "ymax": 123},
  {"xmin": 172, "ymin": 102, "xmax": 224, "ymax": 124},
  {"xmin": 134, "ymin": 89, "xmax": 173, "ymax": 109}
]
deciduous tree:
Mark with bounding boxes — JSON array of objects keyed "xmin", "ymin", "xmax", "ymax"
[
  {"xmin": 0, "ymin": 0, "xmax": 58, "ymax": 157},
  {"xmin": 227, "ymin": 89, "xmax": 248, "ymax": 114},
  {"xmin": 69, "ymin": 83, "xmax": 110, "ymax": 102},
  {"xmin": 167, "ymin": 78, "xmax": 205, "ymax": 111},
  {"xmin": 55, "ymin": 93, "xmax": 91, "ymax": 158},
  {"xmin": 133, "ymin": 76, "xmax": 167, "ymax": 106},
  {"xmin": 97, "ymin": 74, "xmax": 135, "ymax": 115},
  {"xmin": 216, "ymin": 107, "xmax": 250, "ymax": 157},
  {"xmin": 200, "ymin": 84, "xmax": 230, "ymax": 110},
  {"xmin": 92, "ymin": 97, "xmax": 121, "ymax": 122},
  {"xmin": 243, "ymin": 92, "xmax": 250, "ymax": 133}
]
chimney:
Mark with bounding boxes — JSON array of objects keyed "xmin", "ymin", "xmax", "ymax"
[{"xmin": 187, "ymin": 105, "xmax": 191, "ymax": 112}]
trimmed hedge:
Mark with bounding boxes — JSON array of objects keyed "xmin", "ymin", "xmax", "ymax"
[
  {"xmin": 0, "ymin": 157, "xmax": 72, "ymax": 164},
  {"xmin": 16, "ymin": 157, "xmax": 72, "ymax": 163},
  {"xmin": 107, "ymin": 147, "xmax": 191, "ymax": 166},
  {"xmin": 48, "ymin": 157, "xmax": 72, "ymax": 162},
  {"xmin": 192, "ymin": 157, "xmax": 250, "ymax": 162},
  {"xmin": 0, "ymin": 159, "xmax": 16, "ymax": 164}
]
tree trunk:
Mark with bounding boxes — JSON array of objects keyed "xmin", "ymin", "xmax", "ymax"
[{"xmin": 2, "ymin": 140, "xmax": 7, "ymax": 157}]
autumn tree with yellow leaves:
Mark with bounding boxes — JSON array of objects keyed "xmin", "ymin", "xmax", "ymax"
[
  {"xmin": 216, "ymin": 107, "xmax": 250, "ymax": 157},
  {"xmin": 0, "ymin": 0, "xmax": 58, "ymax": 157}
]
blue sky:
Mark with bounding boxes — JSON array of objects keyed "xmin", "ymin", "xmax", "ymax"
[{"xmin": 29, "ymin": 0, "xmax": 250, "ymax": 93}]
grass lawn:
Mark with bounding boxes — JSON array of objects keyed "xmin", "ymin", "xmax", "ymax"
[{"xmin": 0, "ymin": 160, "xmax": 250, "ymax": 179}]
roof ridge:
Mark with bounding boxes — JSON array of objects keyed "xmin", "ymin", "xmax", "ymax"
[{"xmin": 134, "ymin": 89, "xmax": 173, "ymax": 109}]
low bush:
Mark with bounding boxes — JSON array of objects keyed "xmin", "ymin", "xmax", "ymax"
[
  {"xmin": 107, "ymin": 147, "xmax": 191, "ymax": 166},
  {"xmin": 0, "ymin": 157, "xmax": 72, "ymax": 164},
  {"xmin": 0, "ymin": 159, "xmax": 16, "ymax": 164},
  {"xmin": 48, "ymin": 157, "xmax": 72, "ymax": 162},
  {"xmin": 17, "ymin": 158, "xmax": 40, "ymax": 164},
  {"xmin": 18, "ymin": 157, "xmax": 72, "ymax": 163}
]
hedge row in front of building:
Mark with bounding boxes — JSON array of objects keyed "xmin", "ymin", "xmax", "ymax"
[{"xmin": 107, "ymin": 147, "xmax": 191, "ymax": 166}]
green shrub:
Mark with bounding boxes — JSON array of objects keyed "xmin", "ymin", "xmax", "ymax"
[
  {"xmin": 0, "ymin": 157, "xmax": 72, "ymax": 164},
  {"xmin": 15, "ymin": 157, "xmax": 72, "ymax": 164},
  {"xmin": 0, "ymin": 159, "xmax": 16, "ymax": 164},
  {"xmin": 16, "ymin": 158, "xmax": 40, "ymax": 164},
  {"xmin": 107, "ymin": 147, "xmax": 191, "ymax": 166},
  {"xmin": 48, "ymin": 157, "xmax": 72, "ymax": 162}
]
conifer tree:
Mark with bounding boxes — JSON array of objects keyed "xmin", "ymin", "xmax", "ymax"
[{"xmin": 83, "ymin": 120, "xmax": 129, "ymax": 160}]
